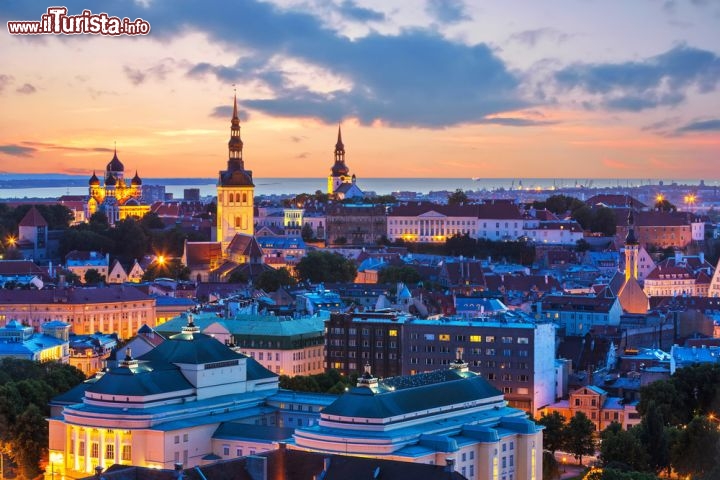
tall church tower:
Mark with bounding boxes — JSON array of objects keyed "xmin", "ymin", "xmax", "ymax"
[
  {"xmin": 215, "ymin": 93, "xmax": 254, "ymax": 251},
  {"xmin": 327, "ymin": 125, "xmax": 351, "ymax": 195},
  {"xmin": 624, "ymin": 209, "xmax": 639, "ymax": 282}
]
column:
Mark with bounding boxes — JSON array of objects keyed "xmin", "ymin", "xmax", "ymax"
[
  {"xmin": 73, "ymin": 427, "xmax": 79, "ymax": 471},
  {"xmin": 99, "ymin": 432, "xmax": 105, "ymax": 469},
  {"xmin": 114, "ymin": 431, "xmax": 120, "ymax": 465},
  {"xmin": 84, "ymin": 429, "xmax": 90, "ymax": 473}
]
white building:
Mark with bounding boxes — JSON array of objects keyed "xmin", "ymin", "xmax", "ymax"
[{"xmin": 293, "ymin": 360, "xmax": 543, "ymax": 480}]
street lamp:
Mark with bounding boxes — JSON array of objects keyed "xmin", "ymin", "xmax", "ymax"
[{"xmin": 49, "ymin": 451, "xmax": 63, "ymax": 480}]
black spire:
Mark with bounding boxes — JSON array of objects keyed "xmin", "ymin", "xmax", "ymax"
[
  {"xmin": 227, "ymin": 91, "xmax": 244, "ymax": 171},
  {"xmin": 625, "ymin": 208, "xmax": 638, "ymax": 245},
  {"xmin": 331, "ymin": 124, "xmax": 349, "ymax": 176}
]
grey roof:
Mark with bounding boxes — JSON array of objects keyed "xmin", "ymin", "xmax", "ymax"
[{"xmin": 322, "ymin": 370, "xmax": 502, "ymax": 419}]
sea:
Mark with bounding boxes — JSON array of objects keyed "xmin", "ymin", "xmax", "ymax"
[{"xmin": 0, "ymin": 175, "xmax": 714, "ymax": 200}]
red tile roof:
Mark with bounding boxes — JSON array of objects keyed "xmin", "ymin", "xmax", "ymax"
[
  {"xmin": 18, "ymin": 206, "xmax": 48, "ymax": 227},
  {"xmin": 184, "ymin": 242, "xmax": 222, "ymax": 267}
]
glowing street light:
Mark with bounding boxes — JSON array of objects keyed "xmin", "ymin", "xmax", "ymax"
[
  {"xmin": 156, "ymin": 255, "xmax": 166, "ymax": 266},
  {"xmin": 5, "ymin": 235, "xmax": 16, "ymax": 247},
  {"xmin": 656, "ymin": 193, "xmax": 665, "ymax": 203},
  {"xmin": 49, "ymin": 451, "xmax": 63, "ymax": 480}
]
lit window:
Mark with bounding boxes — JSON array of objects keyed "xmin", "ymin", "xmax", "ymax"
[{"xmin": 470, "ymin": 335, "xmax": 482, "ymax": 342}]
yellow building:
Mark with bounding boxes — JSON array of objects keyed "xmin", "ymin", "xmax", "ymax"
[
  {"xmin": 87, "ymin": 149, "xmax": 150, "ymax": 224},
  {"xmin": 0, "ymin": 286, "xmax": 155, "ymax": 340}
]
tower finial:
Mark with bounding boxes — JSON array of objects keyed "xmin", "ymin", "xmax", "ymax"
[
  {"xmin": 114, "ymin": 141, "xmax": 116, "ymax": 155},
  {"xmin": 232, "ymin": 84, "xmax": 238, "ymax": 120},
  {"xmin": 337, "ymin": 123, "xmax": 343, "ymax": 145}
]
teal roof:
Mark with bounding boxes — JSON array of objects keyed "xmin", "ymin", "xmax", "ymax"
[
  {"xmin": 156, "ymin": 312, "xmax": 327, "ymax": 348},
  {"xmin": 86, "ymin": 363, "xmax": 193, "ymax": 396},
  {"xmin": 140, "ymin": 332, "xmax": 245, "ymax": 365},
  {"xmin": 322, "ymin": 370, "xmax": 502, "ymax": 419}
]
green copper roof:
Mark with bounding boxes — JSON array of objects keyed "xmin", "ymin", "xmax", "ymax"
[
  {"xmin": 139, "ymin": 332, "xmax": 245, "ymax": 365},
  {"xmin": 322, "ymin": 372, "xmax": 502, "ymax": 419},
  {"xmin": 86, "ymin": 363, "xmax": 193, "ymax": 396}
]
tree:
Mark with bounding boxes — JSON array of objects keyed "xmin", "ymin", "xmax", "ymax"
[
  {"xmin": 565, "ymin": 412, "xmax": 595, "ymax": 465},
  {"xmin": 88, "ymin": 211, "xmax": 110, "ymax": 230},
  {"xmin": 638, "ymin": 402, "xmax": 670, "ymax": 473},
  {"xmin": 671, "ymin": 416, "xmax": 720, "ymax": 478},
  {"xmin": 142, "ymin": 258, "xmax": 190, "ymax": 281},
  {"xmin": 255, "ymin": 267, "xmax": 295, "ymax": 292},
  {"xmin": 83, "ymin": 268, "xmax": 105, "ymax": 285},
  {"xmin": 600, "ymin": 423, "xmax": 647, "ymax": 472},
  {"xmin": 378, "ymin": 265, "xmax": 422, "ymax": 285},
  {"xmin": 654, "ymin": 199, "xmax": 676, "ymax": 213},
  {"xmin": 296, "ymin": 251, "xmax": 357, "ymax": 283},
  {"xmin": 576, "ymin": 239, "xmax": 591, "ymax": 252},
  {"xmin": 544, "ymin": 195, "xmax": 585, "ymax": 215},
  {"xmin": 591, "ymin": 207, "xmax": 617, "ymax": 236},
  {"xmin": 447, "ymin": 189, "xmax": 468, "ymax": 206},
  {"xmin": 301, "ymin": 223, "xmax": 315, "ymax": 242},
  {"xmin": 537, "ymin": 411, "xmax": 567, "ymax": 454},
  {"xmin": 543, "ymin": 451, "xmax": 560, "ymax": 480}
]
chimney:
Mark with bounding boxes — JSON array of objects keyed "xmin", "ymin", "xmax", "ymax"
[
  {"xmin": 545, "ymin": 274, "xmax": 549, "ymax": 284},
  {"xmin": 445, "ymin": 458, "xmax": 455, "ymax": 473}
]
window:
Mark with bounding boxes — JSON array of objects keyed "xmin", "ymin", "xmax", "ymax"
[
  {"xmin": 575, "ymin": 398, "xmax": 581, "ymax": 406},
  {"xmin": 122, "ymin": 445, "xmax": 131, "ymax": 461},
  {"xmin": 486, "ymin": 336, "xmax": 495, "ymax": 343},
  {"xmin": 237, "ymin": 448, "xmax": 243, "ymax": 457},
  {"xmin": 223, "ymin": 445, "xmax": 230, "ymax": 456},
  {"xmin": 462, "ymin": 453, "xmax": 467, "ymax": 461},
  {"xmin": 470, "ymin": 465, "xmax": 474, "ymax": 477},
  {"xmin": 439, "ymin": 334, "xmax": 450, "ymax": 341},
  {"xmin": 503, "ymin": 387, "xmax": 513, "ymax": 394},
  {"xmin": 424, "ymin": 333, "xmax": 436, "ymax": 341},
  {"xmin": 470, "ymin": 335, "xmax": 482, "ymax": 342},
  {"xmin": 183, "ymin": 433, "xmax": 188, "ymax": 442},
  {"xmin": 91, "ymin": 442, "xmax": 100, "ymax": 458},
  {"xmin": 487, "ymin": 373, "xmax": 496, "ymax": 380},
  {"xmin": 486, "ymin": 348, "xmax": 496, "ymax": 356},
  {"xmin": 502, "ymin": 336, "xmax": 513, "ymax": 344},
  {"xmin": 79, "ymin": 441, "xmax": 86, "ymax": 456},
  {"xmin": 105, "ymin": 443, "xmax": 114, "ymax": 460},
  {"xmin": 174, "ymin": 435, "xmax": 180, "ymax": 444},
  {"xmin": 503, "ymin": 349, "xmax": 512, "ymax": 356},
  {"xmin": 517, "ymin": 337, "xmax": 529, "ymax": 344},
  {"xmin": 389, "ymin": 329, "xmax": 397, "ymax": 337}
]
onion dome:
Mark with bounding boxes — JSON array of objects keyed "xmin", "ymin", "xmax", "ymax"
[
  {"xmin": 131, "ymin": 170, "xmax": 142, "ymax": 186},
  {"xmin": 89, "ymin": 171, "xmax": 100, "ymax": 186},
  {"xmin": 105, "ymin": 173, "xmax": 117, "ymax": 186},
  {"xmin": 106, "ymin": 148, "xmax": 125, "ymax": 173}
]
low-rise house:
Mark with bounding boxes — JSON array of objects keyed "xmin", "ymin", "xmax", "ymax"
[{"xmin": 65, "ymin": 251, "xmax": 109, "ymax": 283}]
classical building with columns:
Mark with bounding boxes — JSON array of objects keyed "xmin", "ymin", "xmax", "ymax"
[
  {"xmin": 47, "ymin": 316, "xmax": 334, "ymax": 478},
  {"xmin": 292, "ymin": 359, "xmax": 543, "ymax": 480},
  {"xmin": 0, "ymin": 285, "xmax": 155, "ymax": 340}
]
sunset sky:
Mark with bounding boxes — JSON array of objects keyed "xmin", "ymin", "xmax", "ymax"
[{"xmin": 1, "ymin": 0, "xmax": 719, "ymax": 179}]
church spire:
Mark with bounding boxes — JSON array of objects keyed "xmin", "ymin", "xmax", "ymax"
[
  {"xmin": 331, "ymin": 124, "xmax": 349, "ymax": 176},
  {"xmin": 228, "ymin": 89, "xmax": 244, "ymax": 170},
  {"xmin": 336, "ymin": 124, "xmax": 344, "ymax": 150}
]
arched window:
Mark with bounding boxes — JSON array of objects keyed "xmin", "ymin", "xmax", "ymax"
[
  {"xmin": 242, "ymin": 193, "xmax": 248, "ymax": 203},
  {"xmin": 235, "ymin": 217, "xmax": 241, "ymax": 227},
  {"xmin": 235, "ymin": 193, "xmax": 241, "ymax": 203}
]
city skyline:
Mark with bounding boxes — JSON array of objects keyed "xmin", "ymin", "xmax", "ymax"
[{"xmin": 1, "ymin": 0, "xmax": 719, "ymax": 179}]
